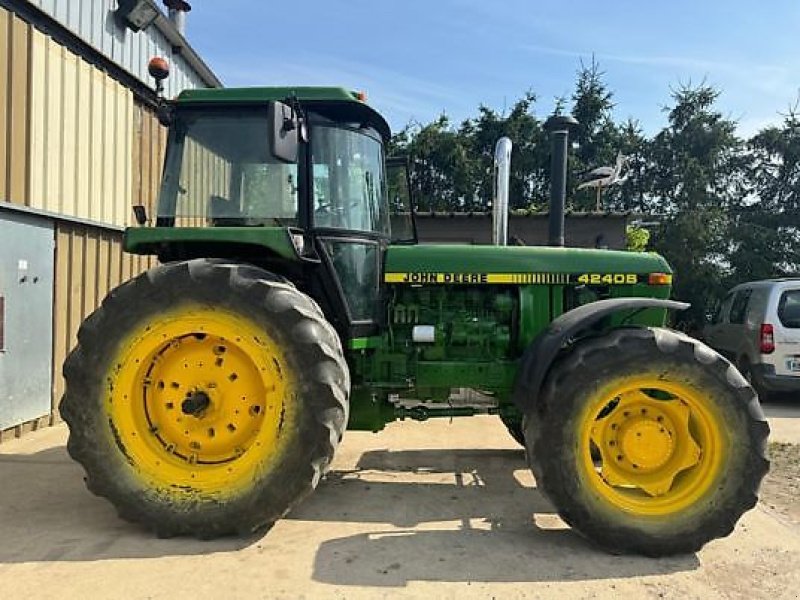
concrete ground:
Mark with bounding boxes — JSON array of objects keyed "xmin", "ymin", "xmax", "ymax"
[
  {"xmin": 0, "ymin": 405, "xmax": 798, "ymax": 600},
  {"xmin": 763, "ymin": 395, "xmax": 800, "ymax": 443}
]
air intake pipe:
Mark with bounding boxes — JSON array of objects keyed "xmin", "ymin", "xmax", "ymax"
[
  {"xmin": 492, "ymin": 137, "xmax": 513, "ymax": 246},
  {"xmin": 544, "ymin": 115, "xmax": 578, "ymax": 247}
]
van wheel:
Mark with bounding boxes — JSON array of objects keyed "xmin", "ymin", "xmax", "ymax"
[{"xmin": 739, "ymin": 360, "xmax": 772, "ymax": 403}]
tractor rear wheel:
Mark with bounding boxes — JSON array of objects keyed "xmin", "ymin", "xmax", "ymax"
[
  {"xmin": 60, "ymin": 259, "xmax": 349, "ymax": 538},
  {"xmin": 524, "ymin": 327, "xmax": 769, "ymax": 556}
]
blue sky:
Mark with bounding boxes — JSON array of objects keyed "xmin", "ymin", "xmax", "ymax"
[{"xmin": 184, "ymin": 0, "xmax": 799, "ymax": 137}]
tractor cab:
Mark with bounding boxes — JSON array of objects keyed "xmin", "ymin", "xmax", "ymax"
[{"xmin": 130, "ymin": 87, "xmax": 414, "ymax": 338}]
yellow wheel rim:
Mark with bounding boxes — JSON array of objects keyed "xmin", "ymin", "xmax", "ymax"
[
  {"xmin": 579, "ymin": 376, "xmax": 725, "ymax": 516},
  {"xmin": 107, "ymin": 306, "xmax": 294, "ymax": 498}
]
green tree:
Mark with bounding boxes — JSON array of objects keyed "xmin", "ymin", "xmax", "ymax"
[
  {"xmin": 392, "ymin": 115, "xmax": 474, "ymax": 211},
  {"xmin": 569, "ymin": 58, "xmax": 623, "ymax": 211},
  {"xmin": 625, "ymin": 225, "xmax": 650, "ymax": 252},
  {"xmin": 729, "ymin": 106, "xmax": 800, "ymax": 280},
  {"xmin": 646, "ymin": 83, "xmax": 747, "ymax": 329},
  {"xmin": 459, "ymin": 92, "xmax": 550, "ymax": 210}
]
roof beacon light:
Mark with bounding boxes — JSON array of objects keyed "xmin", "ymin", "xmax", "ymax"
[
  {"xmin": 148, "ymin": 56, "xmax": 170, "ymax": 96},
  {"xmin": 355, "ymin": 90, "xmax": 368, "ymax": 102},
  {"xmin": 148, "ymin": 57, "xmax": 173, "ymax": 126}
]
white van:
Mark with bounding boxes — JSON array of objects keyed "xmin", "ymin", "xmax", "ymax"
[{"xmin": 704, "ymin": 278, "xmax": 800, "ymax": 400}]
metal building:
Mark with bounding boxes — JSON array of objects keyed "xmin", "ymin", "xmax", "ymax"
[{"xmin": 0, "ymin": 0, "xmax": 221, "ymax": 439}]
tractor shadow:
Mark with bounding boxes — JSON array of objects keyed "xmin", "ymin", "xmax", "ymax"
[
  {"xmin": 0, "ymin": 445, "xmax": 255, "ymax": 563},
  {"xmin": 291, "ymin": 448, "xmax": 700, "ymax": 586}
]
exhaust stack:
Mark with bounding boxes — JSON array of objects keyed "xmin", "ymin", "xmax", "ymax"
[
  {"xmin": 544, "ymin": 115, "xmax": 578, "ymax": 247},
  {"xmin": 492, "ymin": 137, "xmax": 513, "ymax": 246},
  {"xmin": 164, "ymin": 0, "xmax": 191, "ymax": 36}
]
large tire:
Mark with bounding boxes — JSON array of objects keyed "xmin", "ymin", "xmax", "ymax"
[
  {"xmin": 739, "ymin": 359, "xmax": 775, "ymax": 403},
  {"xmin": 60, "ymin": 259, "xmax": 349, "ymax": 538},
  {"xmin": 522, "ymin": 327, "xmax": 769, "ymax": 556}
]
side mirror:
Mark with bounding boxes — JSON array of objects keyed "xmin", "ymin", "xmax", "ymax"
[{"xmin": 269, "ymin": 101, "xmax": 299, "ymax": 163}]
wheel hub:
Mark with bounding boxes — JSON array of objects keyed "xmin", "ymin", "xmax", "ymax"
[
  {"xmin": 590, "ymin": 389, "xmax": 703, "ymax": 497},
  {"xmin": 181, "ymin": 390, "xmax": 212, "ymax": 416},
  {"xmin": 138, "ymin": 331, "xmax": 275, "ymax": 466},
  {"xmin": 619, "ymin": 419, "xmax": 673, "ymax": 471}
]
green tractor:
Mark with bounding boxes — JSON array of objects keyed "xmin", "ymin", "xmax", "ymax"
[{"xmin": 60, "ymin": 82, "xmax": 769, "ymax": 556}]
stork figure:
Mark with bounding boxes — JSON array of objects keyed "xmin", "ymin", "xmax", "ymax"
[{"xmin": 577, "ymin": 152, "xmax": 629, "ymax": 211}]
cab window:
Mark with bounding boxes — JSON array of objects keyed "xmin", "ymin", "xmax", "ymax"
[
  {"xmin": 157, "ymin": 106, "xmax": 298, "ymax": 227},
  {"xmin": 311, "ymin": 125, "xmax": 389, "ymax": 235}
]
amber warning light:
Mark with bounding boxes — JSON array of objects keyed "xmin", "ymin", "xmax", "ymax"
[
  {"xmin": 148, "ymin": 57, "xmax": 170, "ymax": 81},
  {"xmin": 648, "ymin": 273, "xmax": 673, "ymax": 286},
  {"xmin": 148, "ymin": 57, "xmax": 170, "ymax": 97}
]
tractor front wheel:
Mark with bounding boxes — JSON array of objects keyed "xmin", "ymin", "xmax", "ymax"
[
  {"xmin": 524, "ymin": 327, "xmax": 769, "ymax": 556},
  {"xmin": 60, "ymin": 259, "xmax": 349, "ymax": 538}
]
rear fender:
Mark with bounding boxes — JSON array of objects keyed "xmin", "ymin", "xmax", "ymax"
[{"xmin": 511, "ymin": 298, "xmax": 689, "ymax": 412}]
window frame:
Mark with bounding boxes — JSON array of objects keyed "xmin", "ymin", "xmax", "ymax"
[
  {"xmin": 308, "ymin": 119, "xmax": 390, "ymax": 239},
  {"xmin": 777, "ymin": 289, "xmax": 800, "ymax": 329}
]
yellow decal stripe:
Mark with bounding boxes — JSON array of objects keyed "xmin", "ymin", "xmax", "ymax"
[
  {"xmin": 385, "ymin": 272, "xmax": 640, "ymax": 285},
  {"xmin": 385, "ymin": 272, "xmax": 571, "ymax": 284}
]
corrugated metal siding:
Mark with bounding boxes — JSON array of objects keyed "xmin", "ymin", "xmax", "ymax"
[
  {"xmin": 27, "ymin": 0, "xmax": 207, "ymax": 97},
  {"xmin": 28, "ymin": 27, "xmax": 134, "ymax": 226},
  {"xmin": 51, "ymin": 220, "xmax": 154, "ymax": 411},
  {"xmin": 132, "ymin": 101, "xmax": 167, "ymax": 221},
  {"xmin": 0, "ymin": 7, "xmax": 32, "ymax": 206}
]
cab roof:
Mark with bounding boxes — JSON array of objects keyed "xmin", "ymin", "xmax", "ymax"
[
  {"xmin": 178, "ymin": 86, "xmax": 364, "ymax": 104},
  {"xmin": 176, "ymin": 86, "xmax": 391, "ymax": 140}
]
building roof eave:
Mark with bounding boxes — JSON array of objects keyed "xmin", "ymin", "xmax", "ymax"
[{"xmin": 151, "ymin": 13, "xmax": 222, "ymax": 88}]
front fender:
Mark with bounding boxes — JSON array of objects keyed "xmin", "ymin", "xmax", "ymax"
[{"xmin": 511, "ymin": 298, "xmax": 689, "ymax": 411}]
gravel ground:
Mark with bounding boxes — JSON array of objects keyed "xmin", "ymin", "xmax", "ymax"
[{"xmin": 762, "ymin": 442, "xmax": 800, "ymax": 529}]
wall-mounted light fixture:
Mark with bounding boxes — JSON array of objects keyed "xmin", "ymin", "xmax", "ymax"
[{"xmin": 116, "ymin": 0, "xmax": 160, "ymax": 32}]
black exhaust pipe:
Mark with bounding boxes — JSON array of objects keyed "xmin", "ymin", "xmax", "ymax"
[{"xmin": 544, "ymin": 115, "xmax": 578, "ymax": 247}]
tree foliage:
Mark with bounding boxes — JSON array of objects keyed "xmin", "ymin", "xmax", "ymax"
[{"xmin": 391, "ymin": 64, "xmax": 800, "ymax": 329}]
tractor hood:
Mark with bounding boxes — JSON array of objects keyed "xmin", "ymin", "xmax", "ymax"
[{"xmin": 384, "ymin": 245, "xmax": 671, "ymax": 284}]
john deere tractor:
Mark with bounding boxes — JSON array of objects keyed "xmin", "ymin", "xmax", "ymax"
[{"xmin": 60, "ymin": 83, "xmax": 769, "ymax": 556}]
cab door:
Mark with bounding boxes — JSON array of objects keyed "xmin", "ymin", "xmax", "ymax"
[{"xmin": 309, "ymin": 122, "xmax": 389, "ymax": 335}]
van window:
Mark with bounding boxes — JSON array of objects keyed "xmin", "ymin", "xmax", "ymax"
[
  {"xmin": 729, "ymin": 289, "xmax": 752, "ymax": 325},
  {"xmin": 777, "ymin": 290, "xmax": 800, "ymax": 328},
  {"xmin": 711, "ymin": 293, "xmax": 734, "ymax": 324}
]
